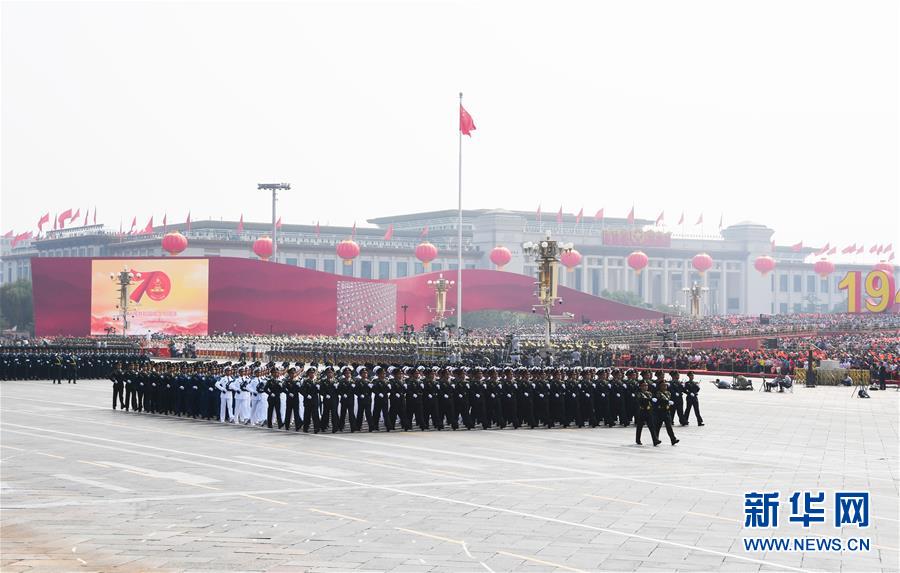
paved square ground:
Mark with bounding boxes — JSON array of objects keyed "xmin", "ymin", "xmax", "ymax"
[{"xmin": 1, "ymin": 378, "xmax": 897, "ymax": 572}]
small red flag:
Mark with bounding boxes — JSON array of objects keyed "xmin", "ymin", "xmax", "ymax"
[
  {"xmin": 889, "ymin": 252, "xmax": 895, "ymax": 261},
  {"xmin": 315, "ymin": 221, "xmax": 320, "ymax": 237},
  {"xmin": 885, "ymin": 243, "xmax": 893, "ymax": 252},
  {"xmin": 53, "ymin": 213, "xmax": 58, "ymax": 231},
  {"xmin": 678, "ymin": 212, "xmax": 684, "ymax": 225},
  {"xmin": 575, "ymin": 208, "xmax": 583, "ymax": 225},
  {"xmin": 351, "ymin": 222, "xmax": 357, "ymax": 238},
  {"xmin": 162, "ymin": 213, "xmax": 168, "ymax": 231},
  {"xmin": 791, "ymin": 241, "xmax": 803, "ymax": 252},
  {"xmin": 594, "ymin": 208, "xmax": 604, "ymax": 222},
  {"xmin": 83, "ymin": 209, "xmax": 89, "ymax": 226},
  {"xmin": 718, "ymin": 214, "xmax": 723, "ymax": 228},
  {"xmin": 143, "ymin": 217, "xmax": 154, "ymax": 234},
  {"xmin": 556, "ymin": 206, "xmax": 563, "ymax": 224},
  {"xmin": 237, "ymin": 214, "xmax": 244, "ymax": 233},
  {"xmin": 627, "ymin": 207, "xmax": 635, "ymax": 225},
  {"xmin": 459, "ymin": 104, "xmax": 476, "ymax": 136},
  {"xmin": 2, "ymin": 230, "xmax": 13, "ymax": 238},
  {"xmin": 695, "ymin": 213, "xmax": 704, "ymax": 226},
  {"xmin": 58, "ymin": 209, "xmax": 73, "ymax": 229},
  {"xmin": 11, "ymin": 231, "xmax": 32, "ymax": 248},
  {"xmin": 536, "ymin": 204, "xmax": 542, "ymax": 221},
  {"xmin": 276, "ymin": 216, "xmax": 282, "ymax": 229},
  {"xmin": 656, "ymin": 211, "xmax": 664, "ymax": 226},
  {"xmin": 383, "ymin": 224, "xmax": 394, "ymax": 241},
  {"xmin": 37, "ymin": 213, "xmax": 50, "ymax": 233},
  {"xmin": 827, "ymin": 247, "xmax": 836, "ymax": 255},
  {"xmin": 129, "ymin": 216, "xmax": 137, "ymax": 233},
  {"xmin": 92, "ymin": 207, "xmax": 97, "ymax": 225},
  {"xmin": 71, "ymin": 208, "xmax": 81, "ymax": 222},
  {"xmin": 856, "ymin": 245, "xmax": 864, "ymax": 254},
  {"xmin": 186, "ymin": 212, "xmax": 192, "ymax": 231},
  {"xmin": 869, "ymin": 244, "xmax": 877, "ymax": 253}
]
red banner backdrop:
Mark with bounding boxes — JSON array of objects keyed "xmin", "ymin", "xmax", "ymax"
[{"xmin": 32, "ymin": 257, "xmax": 663, "ymax": 336}]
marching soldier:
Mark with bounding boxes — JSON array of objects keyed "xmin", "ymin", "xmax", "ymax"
[
  {"xmin": 265, "ymin": 366, "xmax": 284, "ymax": 429},
  {"xmin": 653, "ymin": 379, "xmax": 680, "ymax": 446},
  {"xmin": 111, "ymin": 362, "xmax": 125, "ymax": 409},
  {"xmin": 683, "ymin": 371, "xmax": 705, "ymax": 426},
  {"xmin": 668, "ymin": 371, "xmax": 687, "ymax": 426},
  {"xmin": 635, "ymin": 380, "xmax": 660, "ymax": 446}
]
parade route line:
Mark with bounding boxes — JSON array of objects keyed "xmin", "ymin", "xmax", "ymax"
[{"xmin": 1, "ymin": 422, "xmax": 814, "ymax": 573}]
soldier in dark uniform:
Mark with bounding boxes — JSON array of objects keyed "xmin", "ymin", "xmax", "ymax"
[
  {"xmin": 337, "ymin": 365, "xmax": 357, "ymax": 432},
  {"xmin": 357, "ymin": 367, "xmax": 375, "ymax": 431},
  {"xmin": 517, "ymin": 368, "xmax": 536, "ymax": 429},
  {"xmin": 405, "ymin": 366, "xmax": 425, "ymax": 431},
  {"xmin": 486, "ymin": 368, "xmax": 505, "ymax": 428},
  {"xmin": 683, "ymin": 371, "xmax": 704, "ymax": 426},
  {"xmin": 66, "ymin": 355, "xmax": 78, "ymax": 384},
  {"xmin": 453, "ymin": 367, "xmax": 473, "ymax": 430},
  {"xmin": 52, "ymin": 354, "xmax": 64, "ymax": 384},
  {"xmin": 653, "ymin": 379, "xmax": 679, "ymax": 446},
  {"xmin": 371, "ymin": 366, "xmax": 390, "ymax": 431},
  {"xmin": 500, "ymin": 367, "xmax": 519, "ymax": 429},
  {"xmin": 437, "ymin": 367, "xmax": 457, "ymax": 430},
  {"xmin": 635, "ymin": 380, "xmax": 660, "ymax": 446},
  {"xmin": 386, "ymin": 367, "xmax": 406, "ymax": 431},
  {"xmin": 468, "ymin": 367, "xmax": 489, "ymax": 430},
  {"xmin": 300, "ymin": 366, "xmax": 321, "ymax": 433},
  {"xmin": 423, "ymin": 367, "xmax": 441, "ymax": 430},
  {"xmin": 111, "ymin": 362, "xmax": 125, "ymax": 409},
  {"xmin": 549, "ymin": 369, "xmax": 566, "ymax": 428},
  {"xmin": 668, "ymin": 371, "xmax": 687, "ymax": 426},
  {"xmin": 321, "ymin": 367, "xmax": 340, "ymax": 432},
  {"xmin": 265, "ymin": 366, "xmax": 285, "ymax": 429},
  {"xmin": 531, "ymin": 367, "xmax": 549, "ymax": 428},
  {"xmin": 283, "ymin": 367, "xmax": 301, "ymax": 431}
]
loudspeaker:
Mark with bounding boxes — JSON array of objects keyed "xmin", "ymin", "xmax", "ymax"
[
  {"xmin": 759, "ymin": 314, "xmax": 770, "ymax": 325},
  {"xmin": 663, "ymin": 317, "xmax": 672, "ymax": 325},
  {"xmin": 762, "ymin": 338, "xmax": 778, "ymax": 349}
]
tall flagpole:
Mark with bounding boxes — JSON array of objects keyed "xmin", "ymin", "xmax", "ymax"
[{"xmin": 457, "ymin": 92, "xmax": 464, "ymax": 332}]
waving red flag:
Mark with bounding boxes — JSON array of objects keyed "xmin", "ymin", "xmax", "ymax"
[
  {"xmin": 351, "ymin": 221, "xmax": 357, "ymax": 238},
  {"xmin": 3, "ymin": 230, "xmax": 13, "ymax": 238},
  {"xmin": 677, "ymin": 212, "xmax": 684, "ymax": 225},
  {"xmin": 275, "ymin": 216, "xmax": 283, "ymax": 229},
  {"xmin": 595, "ymin": 208, "xmax": 604, "ymax": 222},
  {"xmin": 57, "ymin": 209, "xmax": 73, "ymax": 229},
  {"xmin": 383, "ymin": 224, "xmax": 394, "ymax": 241},
  {"xmin": 575, "ymin": 208, "xmax": 583, "ymax": 225},
  {"xmin": 129, "ymin": 216, "xmax": 137, "ymax": 234},
  {"xmin": 536, "ymin": 204, "xmax": 542, "ymax": 222},
  {"xmin": 142, "ymin": 217, "xmax": 154, "ymax": 234},
  {"xmin": 791, "ymin": 241, "xmax": 803, "ymax": 252},
  {"xmin": 420, "ymin": 225, "xmax": 429, "ymax": 238},
  {"xmin": 459, "ymin": 104, "xmax": 476, "ymax": 136},
  {"xmin": 11, "ymin": 231, "xmax": 33, "ymax": 248},
  {"xmin": 92, "ymin": 207, "xmax": 97, "ymax": 225},
  {"xmin": 315, "ymin": 221, "xmax": 320, "ymax": 237},
  {"xmin": 627, "ymin": 207, "xmax": 635, "ymax": 225},
  {"xmin": 70, "ymin": 208, "xmax": 81, "ymax": 222},
  {"xmin": 556, "ymin": 206, "xmax": 563, "ymax": 224},
  {"xmin": 656, "ymin": 211, "xmax": 664, "ymax": 226},
  {"xmin": 237, "ymin": 214, "xmax": 244, "ymax": 233},
  {"xmin": 186, "ymin": 212, "xmax": 192, "ymax": 231},
  {"xmin": 695, "ymin": 213, "xmax": 704, "ymax": 225},
  {"xmin": 827, "ymin": 247, "xmax": 836, "ymax": 255},
  {"xmin": 37, "ymin": 213, "xmax": 50, "ymax": 233}
]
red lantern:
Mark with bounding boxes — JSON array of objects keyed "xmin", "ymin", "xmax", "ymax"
[
  {"xmin": 490, "ymin": 246, "xmax": 512, "ymax": 270},
  {"xmin": 560, "ymin": 249, "xmax": 582, "ymax": 272},
  {"xmin": 253, "ymin": 237, "xmax": 274, "ymax": 260},
  {"xmin": 336, "ymin": 239, "xmax": 360, "ymax": 265},
  {"xmin": 161, "ymin": 231, "xmax": 188, "ymax": 256},
  {"xmin": 692, "ymin": 252, "xmax": 713, "ymax": 274},
  {"xmin": 813, "ymin": 258, "xmax": 835, "ymax": 278},
  {"xmin": 874, "ymin": 261, "xmax": 894, "ymax": 275},
  {"xmin": 754, "ymin": 255, "xmax": 776, "ymax": 276},
  {"xmin": 415, "ymin": 241, "xmax": 438, "ymax": 269},
  {"xmin": 627, "ymin": 251, "xmax": 648, "ymax": 274}
]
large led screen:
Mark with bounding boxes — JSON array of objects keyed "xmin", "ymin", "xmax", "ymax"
[{"xmin": 90, "ymin": 259, "xmax": 209, "ymax": 335}]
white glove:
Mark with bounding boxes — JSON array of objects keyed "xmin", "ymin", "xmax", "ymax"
[{"xmin": 651, "ymin": 398, "xmax": 658, "ymax": 403}]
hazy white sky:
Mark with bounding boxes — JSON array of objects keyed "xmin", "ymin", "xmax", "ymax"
[{"xmin": 2, "ymin": 0, "xmax": 898, "ymax": 251}]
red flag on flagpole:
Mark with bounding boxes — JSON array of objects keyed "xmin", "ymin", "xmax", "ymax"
[
  {"xmin": 142, "ymin": 217, "xmax": 154, "ymax": 234},
  {"xmin": 383, "ymin": 224, "xmax": 394, "ymax": 241},
  {"xmin": 92, "ymin": 207, "xmax": 97, "ymax": 225},
  {"xmin": 595, "ymin": 208, "xmax": 604, "ymax": 222},
  {"xmin": 827, "ymin": 247, "xmax": 836, "ymax": 255},
  {"xmin": 128, "ymin": 216, "xmax": 136, "ymax": 234},
  {"xmin": 885, "ymin": 243, "xmax": 893, "ymax": 252},
  {"xmin": 315, "ymin": 221, "xmax": 320, "ymax": 238},
  {"xmin": 459, "ymin": 104, "xmax": 476, "ymax": 136},
  {"xmin": 575, "ymin": 208, "xmax": 583, "ymax": 225},
  {"xmin": 162, "ymin": 213, "xmax": 168, "ymax": 232},
  {"xmin": 869, "ymin": 244, "xmax": 877, "ymax": 253},
  {"xmin": 351, "ymin": 222, "xmax": 357, "ymax": 238},
  {"xmin": 118, "ymin": 221, "xmax": 123, "ymax": 237},
  {"xmin": 791, "ymin": 241, "xmax": 803, "ymax": 252},
  {"xmin": 57, "ymin": 209, "xmax": 73, "ymax": 229},
  {"xmin": 556, "ymin": 206, "xmax": 563, "ymax": 224},
  {"xmin": 695, "ymin": 213, "xmax": 704, "ymax": 226},
  {"xmin": 889, "ymin": 252, "xmax": 895, "ymax": 261},
  {"xmin": 186, "ymin": 212, "xmax": 191, "ymax": 232},
  {"xmin": 627, "ymin": 207, "xmax": 634, "ymax": 225},
  {"xmin": 37, "ymin": 213, "xmax": 50, "ymax": 233},
  {"xmin": 536, "ymin": 204, "xmax": 542, "ymax": 222},
  {"xmin": 856, "ymin": 245, "xmax": 864, "ymax": 254},
  {"xmin": 53, "ymin": 213, "xmax": 58, "ymax": 231},
  {"xmin": 678, "ymin": 212, "xmax": 684, "ymax": 225},
  {"xmin": 3, "ymin": 230, "xmax": 13, "ymax": 238},
  {"xmin": 656, "ymin": 211, "xmax": 664, "ymax": 226},
  {"xmin": 11, "ymin": 231, "xmax": 33, "ymax": 248},
  {"xmin": 718, "ymin": 214, "xmax": 723, "ymax": 229},
  {"xmin": 275, "ymin": 216, "xmax": 282, "ymax": 229},
  {"xmin": 83, "ymin": 209, "xmax": 89, "ymax": 226},
  {"xmin": 71, "ymin": 208, "xmax": 80, "ymax": 222},
  {"xmin": 237, "ymin": 214, "xmax": 244, "ymax": 233}
]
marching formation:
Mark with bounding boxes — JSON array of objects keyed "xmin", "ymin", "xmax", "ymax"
[{"xmin": 110, "ymin": 360, "xmax": 705, "ymax": 446}]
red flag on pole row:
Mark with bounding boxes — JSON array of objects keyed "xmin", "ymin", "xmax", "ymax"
[
  {"xmin": 275, "ymin": 217, "xmax": 282, "ymax": 230},
  {"xmin": 143, "ymin": 217, "xmax": 154, "ymax": 234},
  {"xmin": 186, "ymin": 212, "xmax": 192, "ymax": 231},
  {"xmin": 889, "ymin": 252, "xmax": 895, "ymax": 261},
  {"xmin": 791, "ymin": 241, "xmax": 803, "ymax": 252},
  {"xmin": 627, "ymin": 207, "xmax": 635, "ymax": 225},
  {"xmin": 595, "ymin": 208, "xmax": 604, "ymax": 222},
  {"xmin": 53, "ymin": 214, "xmax": 58, "ymax": 231},
  {"xmin": 576, "ymin": 208, "xmax": 583, "ymax": 225},
  {"xmin": 536, "ymin": 204, "xmax": 542, "ymax": 222},
  {"xmin": 57, "ymin": 209, "xmax": 73, "ymax": 229},
  {"xmin": 237, "ymin": 214, "xmax": 244, "ymax": 233},
  {"xmin": 719, "ymin": 214, "xmax": 723, "ymax": 228},
  {"xmin": 556, "ymin": 206, "xmax": 563, "ymax": 224},
  {"xmin": 383, "ymin": 224, "xmax": 394, "ymax": 241},
  {"xmin": 420, "ymin": 225, "xmax": 428, "ymax": 238},
  {"xmin": 656, "ymin": 211, "xmax": 664, "ymax": 226},
  {"xmin": 83, "ymin": 209, "xmax": 89, "ymax": 226},
  {"xmin": 71, "ymin": 208, "xmax": 80, "ymax": 222},
  {"xmin": 11, "ymin": 231, "xmax": 33, "ymax": 248},
  {"xmin": 93, "ymin": 207, "xmax": 97, "ymax": 225},
  {"xmin": 841, "ymin": 244, "xmax": 855, "ymax": 254},
  {"xmin": 678, "ymin": 212, "xmax": 684, "ymax": 225},
  {"xmin": 695, "ymin": 213, "xmax": 703, "ymax": 225},
  {"xmin": 162, "ymin": 213, "xmax": 168, "ymax": 231},
  {"xmin": 315, "ymin": 221, "xmax": 320, "ymax": 238},
  {"xmin": 37, "ymin": 213, "xmax": 50, "ymax": 233},
  {"xmin": 129, "ymin": 216, "xmax": 137, "ymax": 234},
  {"xmin": 351, "ymin": 222, "xmax": 357, "ymax": 238},
  {"xmin": 856, "ymin": 245, "xmax": 864, "ymax": 254},
  {"xmin": 3, "ymin": 230, "xmax": 13, "ymax": 238},
  {"xmin": 459, "ymin": 104, "xmax": 476, "ymax": 136},
  {"xmin": 885, "ymin": 243, "xmax": 893, "ymax": 252},
  {"xmin": 869, "ymin": 244, "xmax": 877, "ymax": 253},
  {"xmin": 827, "ymin": 247, "xmax": 836, "ymax": 255}
]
